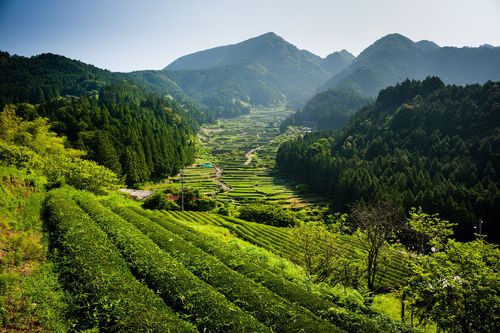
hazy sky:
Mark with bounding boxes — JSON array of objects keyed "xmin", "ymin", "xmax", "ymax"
[{"xmin": 1, "ymin": 0, "xmax": 499, "ymax": 72}]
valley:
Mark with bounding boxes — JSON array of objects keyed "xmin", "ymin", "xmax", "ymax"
[
  {"xmin": 1, "ymin": 6, "xmax": 499, "ymax": 331},
  {"xmin": 157, "ymin": 107, "xmax": 325, "ymax": 207}
]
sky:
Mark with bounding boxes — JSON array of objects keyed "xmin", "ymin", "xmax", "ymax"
[{"xmin": 1, "ymin": 0, "xmax": 499, "ymax": 72}]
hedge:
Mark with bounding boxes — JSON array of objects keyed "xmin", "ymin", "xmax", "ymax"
[
  {"xmin": 138, "ymin": 207, "xmax": 413, "ymax": 333},
  {"xmin": 76, "ymin": 194, "xmax": 267, "ymax": 332},
  {"xmin": 45, "ymin": 189, "xmax": 194, "ymax": 332},
  {"xmin": 109, "ymin": 204, "xmax": 341, "ymax": 333}
]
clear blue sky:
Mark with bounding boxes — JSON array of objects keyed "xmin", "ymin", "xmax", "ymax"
[{"xmin": 1, "ymin": 0, "xmax": 499, "ymax": 72}]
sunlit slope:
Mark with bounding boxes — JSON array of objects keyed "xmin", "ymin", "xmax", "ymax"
[{"xmin": 44, "ymin": 188, "xmax": 411, "ymax": 332}]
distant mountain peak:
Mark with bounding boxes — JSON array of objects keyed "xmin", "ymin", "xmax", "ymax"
[
  {"xmin": 322, "ymin": 50, "xmax": 355, "ymax": 75},
  {"xmin": 259, "ymin": 31, "xmax": 280, "ymax": 39},
  {"xmin": 373, "ymin": 33, "xmax": 415, "ymax": 46},
  {"xmin": 416, "ymin": 40, "xmax": 440, "ymax": 51},
  {"xmin": 320, "ymin": 32, "xmax": 500, "ymax": 97}
]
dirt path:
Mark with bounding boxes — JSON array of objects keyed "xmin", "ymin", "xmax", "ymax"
[
  {"xmin": 212, "ymin": 165, "xmax": 232, "ymax": 192},
  {"xmin": 244, "ymin": 146, "xmax": 260, "ymax": 165},
  {"xmin": 119, "ymin": 189, "xmax": 154, "ymax": 200}
]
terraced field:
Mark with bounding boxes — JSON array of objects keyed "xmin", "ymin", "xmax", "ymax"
[
  {"xmin": 160, "ymin": 210, "xmax": 408, "ymax": 290},
  {"xmin": 44, "ymin": 188, "xmax": 411, "ymax": 332},
  {"xmin": 160, "ymin": 107, "xmax": 324, "ymax": 206}
]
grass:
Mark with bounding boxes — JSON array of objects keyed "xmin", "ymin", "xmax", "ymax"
[{"xmin": 0, "ymin": 166, "xmax": 68, "ymax": 332}]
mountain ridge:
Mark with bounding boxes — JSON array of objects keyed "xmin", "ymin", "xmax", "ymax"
[
  {"xmin": 321, "ymin": 33, "xmax": 500, "ymax": 96},
  {"xmin": 161, "ymin": 32, "xmax": 351, "ymax": 112}
]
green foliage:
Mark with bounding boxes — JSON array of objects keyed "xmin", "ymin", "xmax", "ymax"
[
  {"xmin": 144, "ymin": 187, "xmax": 216, "ymax": 211},
  {"xmin": 76, "ymin": 194, "xmax": 266, "ymax": 332},
  {"xmin": 135, "ymin": 207, "xmax": 413, "ymax": 333},
  {"xmin": 239, "ymin": 203, "xmax": 299, "ymax": 227},
  {"xmin": 407, "ymin": 207, "xmax": 456, "ymax": 253},
  {"xmin": 108, "ymin": 204, "xmax": 340, "ymax": 332},
  {"xmin": 277, "ymin": 78, "xmax": 500, "ymax": 242},
  {"xmin": 290, "ymin": 223, "xmax": 339, "ymax": 282},
  {"xmin": 281, "ymin": 87, "xmax": 372, "ymax": 131},
  {"xmin": 0, "ymin": 167, "xmax": 68, "ymax": 332},
  {"xmin": 406, "ymin": 239, "xmax": 500, "ymax": 332},
  {"xmin": 0, "ymin": 106, "xmax": 118, "ymax": 193},
  {"xmin": 0, "ymin": 52, "xmax": 198, "ymax": 186},
  {"xmin": 45, "ymin": 188, "xmax": 192, "ymax": 332},
  {"xmin": 0, "ymin": 264, "xmax": 69, "ymax": 332},
  {"xmin": 142, "ymin": 192, "xmax": 180, "ymax": 210}
]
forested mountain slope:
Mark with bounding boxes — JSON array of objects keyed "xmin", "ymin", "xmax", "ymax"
[
  {"xmin": 280, "ymin": 87, "xmax": 372, "ymax": 131},
  {"xmin": 321, "ymin": 34, "xmax": 500, "ymax": 97},
  {"xmin": 162, "ymin": 32, "xmax": 348, "ymax": 115},
  {"xmin": 277, "ymin": 77, "xmax": 500, "ymax": 242},
  {"xmin": 0, "ymin": 52, "xmax": 198, "ymax": 185}
]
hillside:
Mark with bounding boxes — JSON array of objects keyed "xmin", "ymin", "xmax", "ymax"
[
  {"xmin": 277, "ymin": 78, "xmax": 500, "ymax": 242},
  {"xmin": 0, "ymin": 52, "xmax": 198, "ymax": 186},
  {"xmin": 321, "ymin": 33, "xmax": 500, "ymax": 96},
  {"xmin": 322, "ymin": 49, "xmax": 355, "ymax": 76},
  {"xmin": 162, "ymin": 32, "xmax": 341, "ymax": 114},
  {"xmin": 39, "ymin": 187, "xmax": 415, "ymax": 332},
  {"xmin": 280, "ymin": 87, "xmax": 372, "ymax": 131}
]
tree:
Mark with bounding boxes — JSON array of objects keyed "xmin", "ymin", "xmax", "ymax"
[
  {"xmin": 351, "ymin": 199, "xmax": 403, "ymax": 291},
  {"xmin": 407, "ymin": 207, "xmax": 456, "ymax": 254},
  {"xmin": 290, "ymin": 223, "xmax": 339, "ymax": 282},
  {"xmin": 406, "ymin": 239, "xmax": 500, "ymax": 332}
]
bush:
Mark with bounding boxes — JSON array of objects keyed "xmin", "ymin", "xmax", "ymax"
[
  {"xmin": 142, "ymin": 192, "xmax": 180, "ymax": 210},
  {"xmin": 134, "ymin": 207, "xmax": 412, "ymax": 333},
  {"xmin": 77, "ymin": 194, "xmax": 267, "ymax": 332},
  {"xmin": 239, "ymin": 203, "xmax": 298, "ymax": 227},
  {"xmin": 45, "ymin": 188, "xmax": 193, "ymax": 332},
  {"xmin": 111, "ymin": 205, "xmax": 340, "ymax": 333}
]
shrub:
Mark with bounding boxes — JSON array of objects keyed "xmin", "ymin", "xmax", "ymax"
[
  {"xmin": 135, "ymin": 207, "xmax": 412, "ymax": 333},
  {"xmin": 45, "ymin": 188, "xmax": 193, "ymax": 332},
  {"xmin": 239, "ymin": 203, "xmax": 298, "ymax": 227},
  {"xmin": 142, "ymin": 192, "xmax": 180, "ymax": 210},
  {"xmin": 110, "ymin": 205, "xmax": 340, "ymax": 333},
  {"xmin": 77, "ymin": 194, "xmax": 267, "ymax": 332}
]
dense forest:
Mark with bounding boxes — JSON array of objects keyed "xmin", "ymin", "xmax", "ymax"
[
  {"xmin": 280, "ymin": 87, "xmax": 372, "ymax": 131},
  {"xmin": 277, "ymin": 77, "xmax": 500, "ymax": 242},
  {"xmin": 0, "ymin": 52, "xmax": 198, "ymax": 185}
]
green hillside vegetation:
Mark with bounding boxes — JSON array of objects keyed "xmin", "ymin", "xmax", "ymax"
[
  {"xmin": 277, "ymin": 78, "xmax": 500, "ymax": 242},
  {"xmin": 0, "ymin": 52, "xmax": 199, "ymax": 186},
  {"xmin": 322, "ymin": 50, "xmax": 355, "ymax": 76},
  {"xmin": 163, "ymin": 32, "xmax": 335, "ymax": 113},
  {"xmin": 0, "ymin": 106, "xmax": 122, "ymax": 330},
  {"xmin": 43, "ymin": 187, "xmax": 417, "ymax": 332},
  {"xmin": 321, "ymin": 34, "xmax": 500, "ymax": 96},
  {"xmin": 280, "ymin": 87, "xmax": 372, "ymax": 131}
]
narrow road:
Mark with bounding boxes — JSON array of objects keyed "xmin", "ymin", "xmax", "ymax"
[
  {"xmin": 213, "ymin": 165, "xmax": 232, "ymax": 192},
  {"xmin": 244, "ymin": 146, "xmax": 260, "ymax": 165}
]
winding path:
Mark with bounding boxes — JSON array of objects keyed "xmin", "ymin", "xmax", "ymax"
[
  {"xmin": 244, "ymin": 146, "xmax": 260, "ymax": 165},
  {"xmin": 213, "ymin": 165, "xmax": 232, "ymax": 192}
]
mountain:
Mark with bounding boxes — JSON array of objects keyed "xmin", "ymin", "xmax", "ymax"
[
  {"xmin": 277, "ymin": 77, "xmax": 500, "ymax": 242},
  {"xmin": 321, "ymin": 33, "xmax": 500, "ymax": 96},
  {"xmin": 280, "ymin": 87, "xmax": 372, "ymax": 131},
  {"xmin": 163, "ymin": 32, "xmax": 341, "ymax": 114},
  {"xmin": 321, "ymin": 50, "xmax": 355, "ymax": 76}
]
